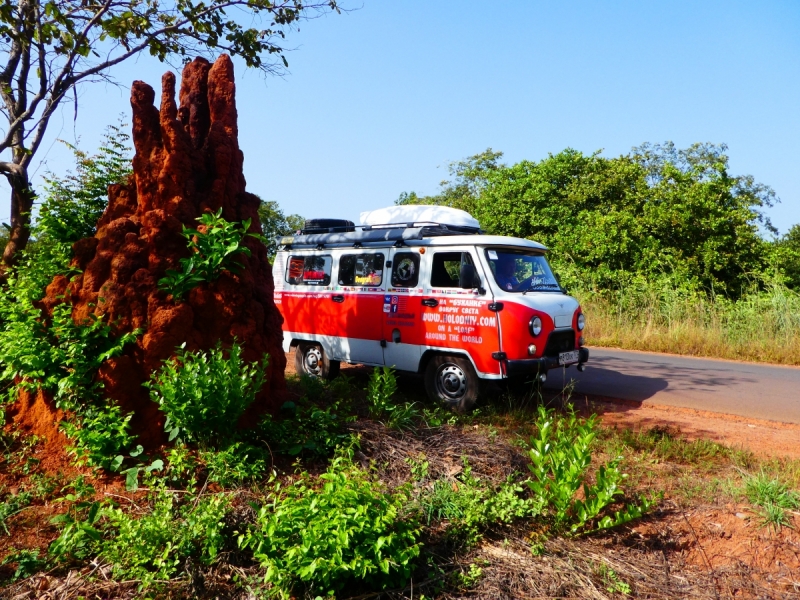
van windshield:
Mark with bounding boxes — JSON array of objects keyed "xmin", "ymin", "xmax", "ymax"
[{"xmin": 485, "ymin": 248, "xmax": 561, "ymax": 293}]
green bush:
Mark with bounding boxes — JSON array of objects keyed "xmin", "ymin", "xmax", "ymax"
[
  {"xmin": 525, "ymin": 406, "xmax": 657, "ymax": 534},
  {"xmin": 0, "ymin": 491, "xmax": 33, "ymax": 535},
  {"xmin": 101, "ymin": 480, "xmax": 230, "ymax": 589},
  {"xmin": 417, "ymin": 457, "xmax": 532, "ymax": 546},
  {"xmin": 200, "ymin": 441, "xmax": 269, "ymax": 487},
  {"xmin": 1, "ymin": 548, "xmax": 47, "ymax": 581},
  {"xmin": 158, "ymin": 209, "xmax": 265, "ymax": 300},
  {"xmin": 37, "ymin": 122, "xmax": 132, "ymax": 246},
  {"xmin": 244, "ymin": 400, "xmax": 353, "ymax": 459},
  {"xmin": 367, "ymin": 366, "xmax": 398, "ymax": 417},
  {"xmin": 0, "ymin": 124, "xmax": 138, "ymax": 469},
  {"xmin": 145, "ymin": 341, "xmax": 268, "ymax": 445},
  {"xmin": 0, "ymin": 300, "xmax": 139, "ymax": 469},
  {"xmin": 239, "ymin": 451, "xmax": 422, "ymax": 598},
  {"xmin": 366, "ymin": 366, "xmax": 420, "ymax": 430},
  {"xmin": 45, "ymin": 456, "xmax": 229, "ymax": 590}
]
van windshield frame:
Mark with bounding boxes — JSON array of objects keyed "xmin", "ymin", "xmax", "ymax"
[{"xmin": 484, "ymin": 248, "xmax": 562, "ymax": 293}]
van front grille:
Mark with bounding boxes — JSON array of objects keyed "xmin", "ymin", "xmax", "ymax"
[{"xmin": 543, "ymin": 329, "xmax": 576, "ymax": 356}]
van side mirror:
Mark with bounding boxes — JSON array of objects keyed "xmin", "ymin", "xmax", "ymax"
[{"xmin": 459, "ymin": 263, "xmax": 481, "ymax": 290}]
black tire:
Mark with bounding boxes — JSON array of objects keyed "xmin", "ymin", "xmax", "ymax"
[
  {"xmin": 295, "ymin": 342, "xmax": 340, "ymax": 380},
  {"xmin": 424, "ymin": 354, "xmax": 480, "ymax": 413}
]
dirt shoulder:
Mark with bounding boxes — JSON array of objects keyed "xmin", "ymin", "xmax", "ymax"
[{"xmin": 589, "ymin": 397, "xmax": 800, "ymax": 460}]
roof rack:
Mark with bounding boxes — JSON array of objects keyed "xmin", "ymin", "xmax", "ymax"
[{"xmin": 278, "ymin": 221, "xmax": 483, "ymax": 250}]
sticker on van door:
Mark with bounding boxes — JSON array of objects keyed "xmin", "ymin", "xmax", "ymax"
[{"xmin": 386, "ymin": 295, "xmax": 415, "ymax": 326}]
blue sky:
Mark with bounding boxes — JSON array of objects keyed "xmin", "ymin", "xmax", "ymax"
[{"xmin": 3, "ymin": 0, "xmax": 799, "ymax": 235}]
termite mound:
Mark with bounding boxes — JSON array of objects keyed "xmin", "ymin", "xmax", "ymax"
[{"xmin": 11, "ymin": 55, "xmax": 286, "ymax": 447}]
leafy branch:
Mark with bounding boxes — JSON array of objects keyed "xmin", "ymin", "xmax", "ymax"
[{"xmin": 158, "ymin": 209, "xmax": 265, "ymax": 300}]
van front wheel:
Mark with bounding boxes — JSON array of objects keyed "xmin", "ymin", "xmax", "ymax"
[
  {"xmin": 295, "ymin": 343, "xmax": 340, "ymax": 380},
  {"xmin": 424, "ymin": 355, "xmax": 480, "ymax": 413}
]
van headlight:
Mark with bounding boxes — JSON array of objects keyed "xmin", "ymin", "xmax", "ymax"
[
  {"xmin": 577, "ymin": 313, "xmax": 585, "ymax": 331},
  {"xmin": 529, "ymin": 316, "xmax": 542, "ymax": 337}
]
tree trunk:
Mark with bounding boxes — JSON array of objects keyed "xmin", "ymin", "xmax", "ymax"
[{"xmin": 1, "ymin": 170, "xmax": 34, "ymax": 268}]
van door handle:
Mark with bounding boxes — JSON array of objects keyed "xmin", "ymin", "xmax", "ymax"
[
  {"xmin": 421, "ymin": 298, "xmax": 438, "ymax": 307},
  {"xmin": 331, "ymin": 294, "xmax": 345, "ymax": 303}
]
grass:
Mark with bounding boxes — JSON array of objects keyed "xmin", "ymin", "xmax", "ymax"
[
  {"xmin": 740, "ymin": 470, "xmax": 800, "ymax": 531},
  {"xmin": 577, "ymin": 282, "xmax": 800, "ymax": 364}
]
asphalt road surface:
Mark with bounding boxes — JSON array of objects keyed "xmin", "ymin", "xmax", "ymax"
[{"xmin": 542, "ymin": 348, "xmax": 800, "ymax": 425}]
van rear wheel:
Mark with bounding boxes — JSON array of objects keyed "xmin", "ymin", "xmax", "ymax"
[
  {"xmin": 295, "ymin": 343, "xmax": 340, "ymax": 380},
  {"xmin": 424, "ymin": 355, "xmax": 480, "ymax": 413}
]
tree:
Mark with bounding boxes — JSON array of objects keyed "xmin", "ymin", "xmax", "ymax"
[
  {"xmin": 0, "ymin": 0, "xmax": 340, "ymax": 268},
  {"xmin": 775, "ymin": 224, "xmax": 800, "ymax": 290},
  {"xmin": 38, "ymin": 120, "xmax": 131, "ymax": 246},
  {"xmin": 411, "ymin": 144, "xmax": 778, "ymax": 295},
  {"xmin": 257, "ymin": 199, "xmax": 303, "ymax": 258},
  {"xmin": 472, "ymin": 143, "xmax": 777, "ymax": 294},
  {"xmin": 395, "ymin": 148, "xmax": 503, "ymax": 215}
]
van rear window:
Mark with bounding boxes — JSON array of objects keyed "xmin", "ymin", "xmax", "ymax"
[
  {"xmin": 338, "ymin": 253, "xmax": 385, "ymax": 286},
  {"xmin": 286, "ymin": 255, "xmax": 332, "ymax": 286}
]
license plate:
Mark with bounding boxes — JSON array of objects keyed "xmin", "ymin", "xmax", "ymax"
[{"xmin": 558, "ymin": 350, "xmax": 580, "ymax": 365}]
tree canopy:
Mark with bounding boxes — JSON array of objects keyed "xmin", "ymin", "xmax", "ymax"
[
  {"xmin": 258, "ymin": 199, "xmax": 303, "ymax": 258},
  {"xmin": 0, "ymin": 0, "xmax": 340, "ymax": 268},
  {"xmin": 398, "ymin": 143, "xmax": 783, "ymax": 295}
]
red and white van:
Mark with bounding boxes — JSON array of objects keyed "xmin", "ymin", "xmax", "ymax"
[{"xmin": 273, "ymin": 206, "xmax": 588, "ymax": 410}]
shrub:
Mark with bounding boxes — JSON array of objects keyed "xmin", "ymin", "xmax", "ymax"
[
  {"xmin": 101, "ymin": 480, "xmax": 230, "ymax": 589},
  {"xmin": 0, "ymin": 491, "xmax": 33, "ymax": 535},
  {"xmin": 37, "ymin": 122, "xmax": 132, "ymax": 246},
  {"xmin": 525, "ymin": 405, "xmax": 657, "ymax": 534},
  {"xmin": 367, "ymin": 366, "xmax": 398, "ymax": 417},
  {"xmin": 0, "ymin": 299, "xmax": 139, "ymax": 469},
  {"xmin": 239, "ymin": 451, "xmax": 422, "ymax": 598},
  {"xmin": 0, "ymin": 125, "xmax": 138, "ymax": 468},
  {"xmin": 417, "ymin": 457, "xmax": 532, "ymax": 546},
  {"xmin": 145, "ymin": 341, "xmax": 268, "ymax": 445},
  {"xmin": 366, "ymin": 366, "xmax": 419, "ymax": 430},
  {"xmin": 48, "ymin": 498, "xmax": 104, "ymax": 563},
  {"xmin": 201, "ymin": 441, "xmax": 269, "ymax": 487},
  {"xmin": 245, "ymin": 400, "xmax": 353, "ymax": 459},
  {"xmin": 158, "ymin": 209, "xmax": 265, "ymax": 300},
  {"xmin": 1, "ymin": 548, "xmax": 47, "ymax": 581}
]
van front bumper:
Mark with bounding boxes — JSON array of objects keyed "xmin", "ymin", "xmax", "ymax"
[{"xmin": 504, "ymin": 348, "xmax": 589, "ymax": 379}]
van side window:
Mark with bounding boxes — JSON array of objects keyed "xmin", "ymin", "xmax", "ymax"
[
  {"xmin": 429, "ymin": 252, "xmax": 474, "ymax": 288},
  {"xmin": 391, "ymin": 252, "xmax": 420, "ymax": 288},
  {"xmin": 338, "ymin": 253, "xmax": 385, "ymax": 286},
  {"xmin": 286, "ymin": 255, "xmax": 332, "ymax": 286}
]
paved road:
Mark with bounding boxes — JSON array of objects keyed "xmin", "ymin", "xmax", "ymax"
[{"xmin": 542, "ymin": 348, "xmax": 800, "ymax": 424}]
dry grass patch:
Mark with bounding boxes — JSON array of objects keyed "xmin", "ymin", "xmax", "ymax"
[{"xmin": 579, "ymin": 284, "xmax": 800, "ymax": 364}]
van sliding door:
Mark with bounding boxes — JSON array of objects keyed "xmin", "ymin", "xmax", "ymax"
[
  {"xmin": 382, "ymin": 250, "xmax": 424, "ymax": 371},
  {"xmin": 334, "ymin": 251, "xmax": 387, "ymax": 366}
]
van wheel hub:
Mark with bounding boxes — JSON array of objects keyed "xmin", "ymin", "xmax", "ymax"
[
  {"xmin": 437, "ymin": 364, "xmax": 467, "ymax": 399},
  {"xmin": 304, "ymin": 347, "xmax": 323, "ymax": 376}
]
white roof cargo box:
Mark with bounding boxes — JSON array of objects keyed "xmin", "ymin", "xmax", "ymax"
[{"xmin": 359, "ymin": 205, "xmax": 481, "ymax": 230}]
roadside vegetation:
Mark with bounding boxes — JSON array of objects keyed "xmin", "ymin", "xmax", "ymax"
[
  {"xmin": 578, "ymin": 281, "xmax": 800, "ymax": 364},
  {"xmin": 2, "ymin": 366, "xmax": 800, "ymax": 598},
  {"xmin": 399, "ymin": 144, "xmax": 800, "ymax": 364}
]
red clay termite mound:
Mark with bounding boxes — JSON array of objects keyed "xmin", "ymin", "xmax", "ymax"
[{"xmin": 13, "ymin": 55, "xmax": 286, "ymax": 447}]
